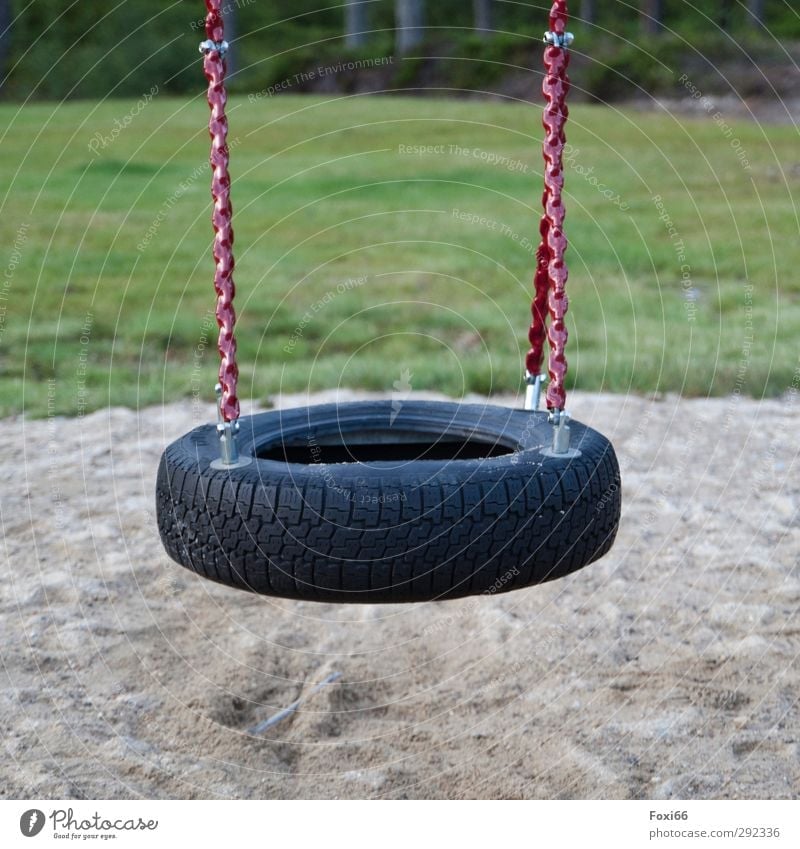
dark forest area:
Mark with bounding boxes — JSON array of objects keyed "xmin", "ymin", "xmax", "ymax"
[{"xmin": 1, "ymin": 1, "xmax": 797, "ymax": 102}]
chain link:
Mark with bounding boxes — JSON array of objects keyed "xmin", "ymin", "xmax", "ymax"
[
  {"xmin": 202, "ymin": 0, "xmax": 239, "ymax": 422},
  {"xmin": 526, "ymin": 0, "xmax": 571, "ymax": 411}
]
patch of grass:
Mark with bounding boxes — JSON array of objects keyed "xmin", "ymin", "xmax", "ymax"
[{"xmin": 1, "ymin": 95, "xmax": 797, "ymax": 417}]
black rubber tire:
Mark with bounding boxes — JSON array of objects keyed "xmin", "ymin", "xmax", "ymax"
[{"xmin": 156, "ymin": 401, "xmax": 621, "ymax": 603}]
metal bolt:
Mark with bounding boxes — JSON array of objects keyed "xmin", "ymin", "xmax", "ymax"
[
  {"xmin": 543, "ymin": 31, "xmax": 574, "ymax": 49},
  {"xmin": 524, "ymin": 372, "xmax": 547, "ymax": 411},
  {"xmin": 210, "ymin": 383, "xmax": 251, "ymax": 469},
  {"xmin": 551, "ymin": 411, "xmax": 572, "ymax": 454},
  {"xmin": 199, "ymin": 39, "xmax": 229, "ymax": 56}
]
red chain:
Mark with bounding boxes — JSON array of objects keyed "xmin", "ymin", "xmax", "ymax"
[
  {"xmin": 526, "ymin": 1, "xmax": 570, "ymax": 411},
  {"xmin": 203, "ymin": 0, "xmax": 239, "ymax": 422}
]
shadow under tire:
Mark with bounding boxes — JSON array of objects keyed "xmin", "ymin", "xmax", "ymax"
[{"xmin": 156, "ymin": 400, "xmax": 621, "ymax": 603}]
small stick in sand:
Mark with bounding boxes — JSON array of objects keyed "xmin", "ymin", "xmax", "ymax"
[{"xmin": 247, "ymin": 671, "xmax": 342, "ymax": 735}]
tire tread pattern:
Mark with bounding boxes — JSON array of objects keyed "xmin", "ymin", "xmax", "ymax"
[{"xmin": 155, "ymin": 402, "xmax": 621, "ymax": 603}]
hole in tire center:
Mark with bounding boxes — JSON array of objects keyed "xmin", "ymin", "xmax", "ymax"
[{"xmin": 256, "ymin": 429, "xmax": 515, "ymax": 463}]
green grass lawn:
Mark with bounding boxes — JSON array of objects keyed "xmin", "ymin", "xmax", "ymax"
[{"xmin": 1, "ymin": 94, "xmax": 797, "ymax": 417}]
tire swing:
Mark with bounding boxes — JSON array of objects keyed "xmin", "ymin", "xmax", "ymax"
[{"xmin": 156, "ymin": 0, "xmax": 622, "ymax": 603}]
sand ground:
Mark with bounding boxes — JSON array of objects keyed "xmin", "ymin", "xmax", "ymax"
[{"xmin": 1, "ymin": 390, "xmax": 798, "ymax": 799}]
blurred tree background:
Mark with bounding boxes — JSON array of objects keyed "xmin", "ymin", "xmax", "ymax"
[{"xmin": 0, "ymin": 0, "xmax": 797, "ymax": 102}]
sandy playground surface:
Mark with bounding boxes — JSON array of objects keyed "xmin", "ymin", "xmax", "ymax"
[{"xmin": 1, "ymin": 389, "xmax": 798, "ymax": 799}]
